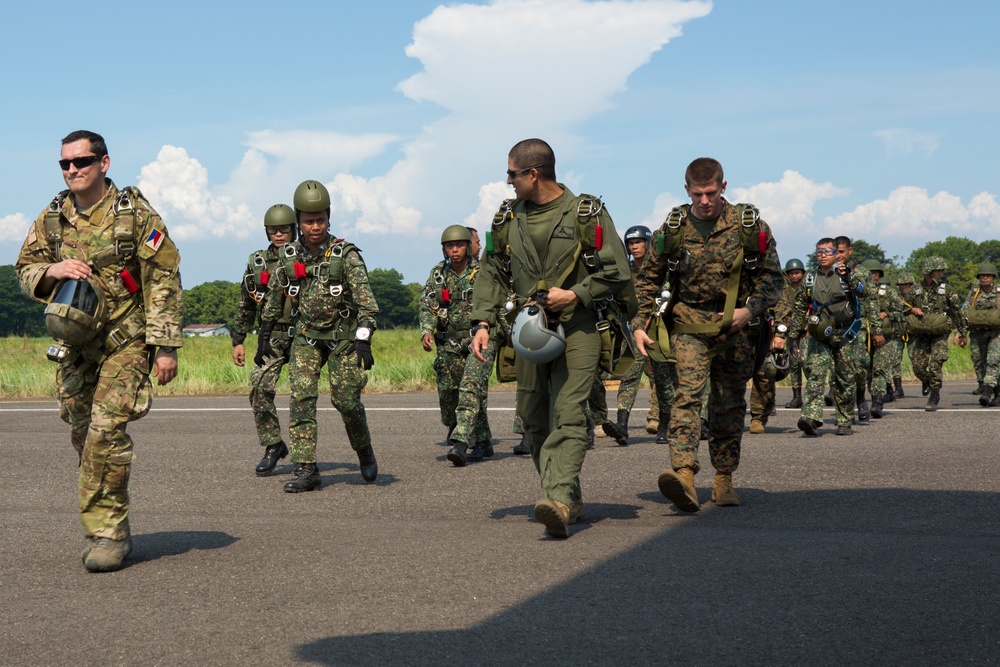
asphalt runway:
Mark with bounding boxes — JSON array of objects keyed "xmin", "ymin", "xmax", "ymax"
[{"xmin": 1, "ymin": 382, "xmax": 998, "ymax": 666}]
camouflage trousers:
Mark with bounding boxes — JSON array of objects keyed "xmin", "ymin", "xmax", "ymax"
[
  {"xmin": 56, "ymin": 341, "xmax": 152, "ymax": 540},
  {"xmin": 668, "ymin": 331, "xmax": 754, "ymax": 475},
  {"xmin": 287, "ymin": 339, "xmax": 370, "ymax": 463},
  {"xmin": 786, "ymin": 337, "xmax": 806, "ymax": 390},
  {"xmin": 517, "ymin": 325, "xmax": 600, "ymax": 508},
  {"xmin": 870, "ymin": 336, "xmax": 902, "ymax": 397},
  {"xmin": 909, "ymin": 334, "xmax": 950, "ymax": 391},
  {"xmin": 749, "ymin": 370, "xmax": 774, "ymax": 423},
  {"xmin": 447, "ymin": 339, "xmax": 495, "ymax": 445},
  {"xmin": 802, "ymin": 337, "xmax": 856, "ymax": 427},
  {"xmin": 249, "ymin": 337, "xmax": 291, "ymax": 447},
  {"xmin": 970, "ymin": 330, "xmax": 1000, "ymax": 387},
  {"xmin": 848, "ymin": 329, "xmax": 870, "ymax": 394},
  {"xmin": 588, "ymin": 358, "xmax": 675, "ymax": 424}
]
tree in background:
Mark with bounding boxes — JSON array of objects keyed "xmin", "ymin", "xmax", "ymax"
[
  {"xmin": 0, "ymin": 265, "xmax": 46, "ymax": 337},
  {"xmin": 368, "ymin": 268, "xmax": 418, "ymax": 328},
  {"xmin": 183, "ymin": 280, "xmax": 241, "ymax": 326},
  {"xmin": 906, "ymin": 236, "xmax": 982, "ymax": 296}
]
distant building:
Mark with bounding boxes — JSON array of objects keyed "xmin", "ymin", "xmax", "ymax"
[{"xmin": 182, "ymin": 323, "xmax": 232, "ymax": 337}]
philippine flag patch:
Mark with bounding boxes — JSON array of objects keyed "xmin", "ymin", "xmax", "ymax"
[{"xmin": 145, "ymin": 229, "xmax": 164, "ymax": 252}]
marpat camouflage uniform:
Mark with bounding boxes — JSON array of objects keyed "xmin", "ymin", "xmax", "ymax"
[
  {"xmin": 232, "ymin": 246, "xmax": 293, "ymax": 448},
  {"xmin": 262, "ymin": 233, "xmax": 378, "ymax": 464},
  {"xmin": 634, "ymin": 200, "xmax": 783, "ymax": 475},
  {"xmin": 16, "ymin": 179, "xmax": 183, "ymax": 540}
]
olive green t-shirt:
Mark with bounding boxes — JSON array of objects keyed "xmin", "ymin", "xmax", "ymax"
[
  {"xmin": 524, "ymin": 190, "xmax": 569, "ymax": 263},
  {"xmin": 689, "ymin": 213, "xmax": 717, "ymax": 240}
]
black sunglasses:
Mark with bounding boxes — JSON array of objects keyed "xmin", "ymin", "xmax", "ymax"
[
  {"xmin": 59, "ymin": 155, "xmax": 103, "ymax": 171},
  {"xmin": 506, "ymin": 164, "xmax": 543, "ymax": 178}
]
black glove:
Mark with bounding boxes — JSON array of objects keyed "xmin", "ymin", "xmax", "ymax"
[
  {"xmin": 254, "ymin": 320, "xmax": 276, "ymax": 366},
  {"xmin": 354, "ymin": 340, "xmax": 374, "ymax": 370}
]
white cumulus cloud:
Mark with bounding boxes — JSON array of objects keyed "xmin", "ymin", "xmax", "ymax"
[{"xmin": 0, "ymin": 212, "xmax": 30, "ymax": 243}]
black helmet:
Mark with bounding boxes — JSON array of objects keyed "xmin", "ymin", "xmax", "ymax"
[{"xmin": 624, "ymin": 225, "xmax": 652, "ymax": 242}]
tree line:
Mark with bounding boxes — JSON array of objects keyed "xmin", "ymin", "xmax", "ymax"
[{"xmin": 3, "ymin": 235, "xmax": 998, "ymax": 336}]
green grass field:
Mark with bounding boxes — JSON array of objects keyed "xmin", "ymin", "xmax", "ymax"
[{"xmin": 0, "ymin": 331, "xmax": 976, "ymax": 398}]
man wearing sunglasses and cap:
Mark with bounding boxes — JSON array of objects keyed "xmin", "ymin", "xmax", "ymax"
[{"xmin": 16, "ymin": 130, "xmax": 183, "ymax": 572}]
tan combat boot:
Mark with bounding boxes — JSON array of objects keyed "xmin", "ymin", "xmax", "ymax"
[
  {"xmin": 534, "ymin": 498, "xmax": 570, "ymax": 538},
  {"xmin": 568, "ymin": 500, "xmax": 584, "ymax": 525},
  {"xmin": 645, "ymin": 420, "xmax": 659, "ymax": 435},
  {"xmin": 711, "ymin": 473, "xmax": 740, "ymax": 506},
  {"xmin": 83, "ymin": 535, "xmax": 133, "ymax": 572},
  {"xmin": 749, "ymin": 419, "xmax": 765, "ymax": 434},
  {"xmin": 657, "ymin": 467, "xmax": 700, "ymax": 512}
]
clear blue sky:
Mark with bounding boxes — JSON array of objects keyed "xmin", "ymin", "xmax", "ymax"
[{"xmin": 2, "ymin": 0, "xmax": 998, "ymax": 288}]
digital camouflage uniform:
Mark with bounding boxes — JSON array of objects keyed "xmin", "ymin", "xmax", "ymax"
[
  {"xmin": 908, "ymin": 277, "xmax": 968, "ymax": 393},
  {"xmin": 261, "ymin": 233, "xmax": 378, "ymax": 464},
  {"xmin": 962, "ymin": 283, "xmax": 1000, "ymax": 393},
  {"xmin": 634, "ymin": 200, "xmax": 783, "ymax": 476},
  {"xmin": 790, "ymin": 267, "xmax": 877, "ymax": 429},
  {"xmin": 773, "ymin": 277, "xmax": 806, "ymax": 395},
  {"xmin": 232, "ymin": 246, "xmax": 293, "ymax": 448},
  {"xmin": 16, "ymin": 179, "xmax": 183, "ymax": 541},
  {"xmin": 870, "ymin": 279, "xmax": 907, "ymax": 401},
  {"xmin": 472, "ymin": 187, "xmax": 632, "ymax": 510},
  {"xmin": 419, "ymin": 257, "xmax": 492, "ymax": 445}
]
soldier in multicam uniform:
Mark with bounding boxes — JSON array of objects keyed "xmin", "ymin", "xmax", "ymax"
[
  {"xmin": 257, "ymin": 180, "xmax": 379, "ymax": 492},
  {"xmin": 907, "ymin": 256, "xmax": 968, "ymax": 411},
  {"xmin": 962, "ymin": 262, "xmax": 1000, "ymax": 406},
  {"xmin": 16, "ymin": 130, "xmax": 182, "ymax": 572},
  {"xmin": 780, "ymin": 259, "xmax": 807, "ymax": 409},
  {"xmin": 633, "ymin": 158, "xmax": 783, "ymax": 512},
  {"xmin": 419, "ymin": 225, "xmax": 493, "ymax": 466},
  {"xmin": 231, "ymin": 204, "xmax": 297, "ymax": 475},
  {"xmin": 470, "ymin": 138, "xmax": 633, "ymax": 539},
  {"xmin": 789, "ymin": 238, "xmax": 876, "ymax": 437},
  {"xmin": 860, "ymin": 260, "xmax": 906, "ymax": 418}
]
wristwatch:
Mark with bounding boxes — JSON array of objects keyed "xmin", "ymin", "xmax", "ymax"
[
  {"xmin": 775, "ymin": 324, "xmax": 788, "ymax": 335},
  {"xmin": 160, "ymin": 346, "xmax": 176, "ymax": 353},
  {"xmin": 470, "ymin": 323, "xmax": 489, "ymax": 337}
]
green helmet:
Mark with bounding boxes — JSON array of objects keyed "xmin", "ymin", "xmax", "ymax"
[
  {"xmin": 921, "ymin": 256, "xmax": 947, "ymax": 274},
  {"xmin": 977, "ymin": 262, "xmax": 998, "ymax": 278},
  {"xmin": 293, "ymin": 180, "xmax": 331, "ymax": 213},
  {"xmin": 860, "ymin": 259, "xmax": 883, "ymax": 274},
  {"xmin": 44, "ymin": 278, "xmax": 108, "ymax": 347},
  {"xmin": 895, "ymin": 271, "xmax": 915, "ymax": 285},
  {"xmin": 441, "ymin": 225, "xmax": 472, "ymax": 244},
  {"xmin": 263, "ymin": 203, "xmax": 297, "ymax": 240},
  {"xmin": 784, "ymin": 258, "xmax": 805, "ymax": 272}
]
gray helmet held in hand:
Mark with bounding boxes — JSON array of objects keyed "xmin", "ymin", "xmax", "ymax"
[
  {"xmin": 760, "ymin": 348, "xmax": 790, "ymax": 382},
  {"xmin": 44, "ymin": 277, "xmax": 108, "ymax": 347},
  {"xmin": 511, "ymin": 305, "xmax": 566, "ymax": 364}
]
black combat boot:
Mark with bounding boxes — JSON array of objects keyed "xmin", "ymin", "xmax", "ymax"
[
  {"xmin": 602, "ymin": 410, "xmax": 629, "ymax": 446},
  {"xmin": 785, "ymin": 388, "xmax": 803, "ymax": 409},
  {"xmin": 973, "ymin": 381, "xmax": 986, "ymax": 395},
  {"xmin": 922, "ymin": 381, "xmax": 929, "ymax": 396},
  {"xmin": 980, "ymin": 387, "xmax": 995, "ymax": 407},
  {"xmin": 446, "ymin": 440, "xmax": 468, "ymax": 467},
  {"xmin": 465, "ymin": 440, "xmax": 488, "ymax": 462},
  {"xmin": 990, "ymin": 387, "xmax": 1000, "ymax": 407},
  {"xmin": 699, "ymin": 418, "xmax": 710, "ymax": 441},
  {"xmin": 894, "ymin": 377, "xmax": 905, "ymax": 398},
  {"xmin": 480, "ymin": 440, "xmax": 494, "ymax": 457},
  {"xmin": 357, "ymin": 446, "xmax": 378, "ymax": 482},
  {"xmin": 871, "ymin": 393, "xmax": 884, "ymax": 419},
  {"xmin": 925, "ymin": 388, "xmax": 940, "ymax": 412},
  {"xmin": 255, "ymin": 441, "xmax": 288, "ymax": 476},
  {"xmin": 284, "ymin": 463, "xmax": 321, "ymax": 493},
  {"xmin": 824, "ymin": 389, "xmax": 834, "ymax": 407},
  {"xmin": 512, "ymin": 437, "xmax": 529, "ymax": 455},
  {"xmin": 856, "ymin": 389, "xmax": 870, "ymax": 422},
  {"xmin": 655, "ymin": 405, "xmax": 670, "ymax": 444},
  {"xmin": 885, "ymin": 384, "xmax": 895, "ymax": 403}
]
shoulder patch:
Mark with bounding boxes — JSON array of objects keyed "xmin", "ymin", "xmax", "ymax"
[{"xmin": 145, "ymin": 228, "xmax": 164, "ymax": 252}]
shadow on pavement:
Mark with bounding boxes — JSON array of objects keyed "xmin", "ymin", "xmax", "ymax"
[
  {"xmin": 296, "ymin": 487, "xmax": 1000, "ymax": 666},
  {"xmin": 129, "ymin": 530, "xmax": 240, "ymax": 564}
]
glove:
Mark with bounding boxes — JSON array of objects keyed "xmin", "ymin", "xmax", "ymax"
[
  {"xmin": 254, "ymin": 321, "xmax": 276, "ymax": 367},
  {"xmin": 354, "ymin": 340, "xmax": 374, "ymax": 370}
]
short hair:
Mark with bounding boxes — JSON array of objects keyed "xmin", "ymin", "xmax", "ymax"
[
  {"xmin": 62, "ymin": 130, "xmax": 108, "ymax": 157},
  {"xmin": 685, "ymin": 158, "xmax": 724, "ymax": 186},
  {"xmin": 817, "ymin": 237, "xmax": 836, "ymax": 248},
  {"xmin": 834, "ymin": 235, "xmax": 852, "ymax": 248},
  {"xmin": 465, "ymin": 226, "xmax": 478, "ymax": 237},
  {"xmin": 508, "ymin": 138, "xmax": 556, "ymax": 181}
]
